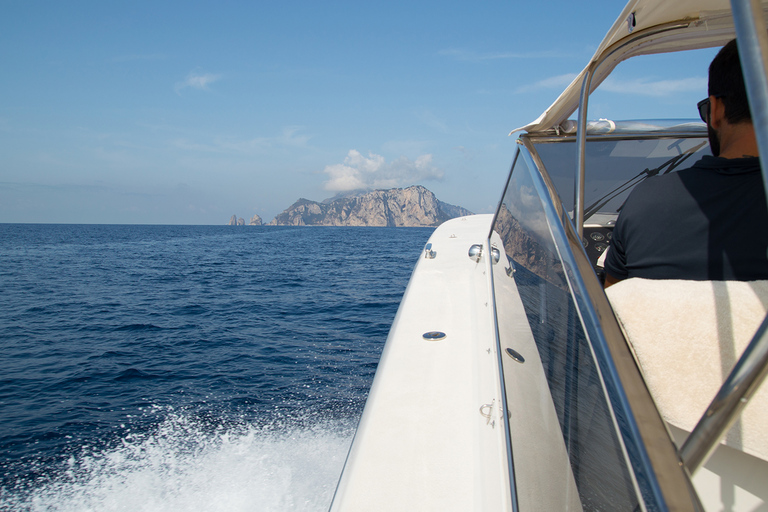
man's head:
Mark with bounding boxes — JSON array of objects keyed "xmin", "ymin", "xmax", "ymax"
[
  {"xmin": 709, "ymin": 39, "xmax": 751, "ymax": 124},
  {"xmin": 706, "ymin": 39, "xmax": 754, "ymax": 156}
]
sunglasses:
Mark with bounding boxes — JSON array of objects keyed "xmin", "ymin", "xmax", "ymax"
[
  {"xmin": 697, "ymin": 95, "xmax": 725, "ymax": 123},
  {"xmin": 697, "ymin": 98, "xmax": 711, "ymax": 123}
]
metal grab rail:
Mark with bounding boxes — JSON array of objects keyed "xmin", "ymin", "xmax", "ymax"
[{"xmin": 574, "ymin": 63, "xmax": 595, "ymax": 239}]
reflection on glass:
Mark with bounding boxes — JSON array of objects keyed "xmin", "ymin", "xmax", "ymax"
[{"xmin": 493, "ymin": 150, "xmax": 640, "ymax": 511}]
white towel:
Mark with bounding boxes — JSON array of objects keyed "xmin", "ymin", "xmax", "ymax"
[{"xmin": 606, "ymin": 278, "xmax": 768, "ymax": 461}]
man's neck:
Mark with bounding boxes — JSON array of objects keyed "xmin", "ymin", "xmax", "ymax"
[{"xmin": 718, "ymin": 121, "xmax": 759, "ymax": 159}]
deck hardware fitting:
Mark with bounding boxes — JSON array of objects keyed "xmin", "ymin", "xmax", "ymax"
[
  {"xmin": 422, "ymin": 331, "xmax": 446, "ymax": 341},
  {"xmin": 479, "ymin": 401, "xmax": 496, "ymax": 427},
  {"xmin": 505, "ymin": 348, "xmax": 525, "ymax": 363},
  {"xmin": 627, "ymin": 12, "xmax": 636, "ymax": 33},
  {"xmin": 491, "ymin": 246, "xmax": 501, "ymax": 264},
  {"xmin": 424, "ymin": 243, "xmax": 436, "ymax": 259},
  {"xmin": 468, "ymin": 244, "xmax": 483, "ymax": 262}
]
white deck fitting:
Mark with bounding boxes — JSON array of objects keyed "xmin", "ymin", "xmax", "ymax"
[{"xmin": 330, "ymin": 215, "xmax": 512, "ymax": 512}]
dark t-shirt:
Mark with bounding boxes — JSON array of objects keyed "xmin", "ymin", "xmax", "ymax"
[{"xmin": 604, "ymin": 155, "xmax": 768, "ymax": 281}]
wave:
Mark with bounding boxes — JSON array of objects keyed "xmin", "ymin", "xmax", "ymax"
[
  {"xmin": 1, "ymin": 411, "xmax": 353, "ymax": 512},
  {"xmin": 113, "ymin": 368, "xmax": 159, "ymax": 381},
  {"xmin": 113, "ymin": 324, "xmax": 165, "ymax": 332}
]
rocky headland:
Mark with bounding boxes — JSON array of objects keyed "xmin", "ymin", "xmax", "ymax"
[{"xmin": 228, "ymin": 186, "xmax": 472, "ymax": 227}]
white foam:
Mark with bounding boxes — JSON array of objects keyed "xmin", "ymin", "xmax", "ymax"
[{"xmin": 5, "ymin": 412, "xmax": 354, "ymax": 512}]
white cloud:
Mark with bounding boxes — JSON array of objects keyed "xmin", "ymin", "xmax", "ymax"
[
  {"xmin": 515, "ymin": 73, "xmax": 579, "ymax": 94},
  {"xmin": 174, "ymin": 71, "xmax": 222, "ymax": 93},
  {"xmin": 111, "ymin": 54, "xmax": 167, "ymax": 63},
  {"xmin": 381, "ymin": 139, "xmax": 431, "ymax": 156},
  {"xmin": 171, "ymin": 126, "xmax": 311, "ymax": 154},
  {"xmin": 323, "ymin": 150, "xmax": 443, "ymax": 192},
  {"xmin": 513, "ymin": 74, "xmax": 705, "ymax": 97},
  {"xmin": 417, "ymin": 110, "xmax": 449, "ymax": 133},
  {"xmin": 440, "ymin": 48, "xmax": 563, "ymax": 62},
  {"xmin": 219, "ymin": 126, "xmax": 311, "ymax": 152},
  {"xmin": 599, "ymin": 76, "xmax": 706, "ymax": 96}
]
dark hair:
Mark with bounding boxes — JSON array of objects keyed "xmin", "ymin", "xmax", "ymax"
[{"xmin": 709, "ymin": 39, "xmax": 752, "ymax": 123}]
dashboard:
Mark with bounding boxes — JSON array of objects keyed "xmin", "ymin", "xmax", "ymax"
[{"xmin": 582, "ymin": 218, "xmax": 615, "ymax": 282}]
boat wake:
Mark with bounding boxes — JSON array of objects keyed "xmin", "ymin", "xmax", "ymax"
[{"xmin": 1, "ymin": 410, "xmax": 353, "ymax": 512}]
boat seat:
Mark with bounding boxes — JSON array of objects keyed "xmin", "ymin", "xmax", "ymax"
[{"xmin": 605, "ymin": 278, "xmax": 768, "ymax": 462}]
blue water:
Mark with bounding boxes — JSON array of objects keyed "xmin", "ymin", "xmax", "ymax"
[{"xmin": 0, "ymin": 224, "xmax": 431, "ymax": 511}]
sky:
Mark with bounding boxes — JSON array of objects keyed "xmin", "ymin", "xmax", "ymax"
[{"xmin": 0, "ymin": 1, "xmax": 720, "ymax": 225}]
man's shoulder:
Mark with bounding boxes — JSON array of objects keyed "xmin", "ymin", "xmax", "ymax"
[
  {"xmin": 683, "ymin": 155, "xmax": 761, "ymax": 175},
  {"xmin": 628, "ymin": 155, "xmax": 747, "ymax": 197}
]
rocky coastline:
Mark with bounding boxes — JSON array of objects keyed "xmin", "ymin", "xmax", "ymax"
[{"xmin": 228, "ymin": 186, "xmax": 472, "ymax": 227}]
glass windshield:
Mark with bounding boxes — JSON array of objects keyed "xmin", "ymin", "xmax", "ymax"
[
  {"xmin": 491, "ymin": 149, "xmax": 644, "ymax": 511},
  {"xmin": 533, "ymin": 136, "xmax": 711, "ymax": 224}
]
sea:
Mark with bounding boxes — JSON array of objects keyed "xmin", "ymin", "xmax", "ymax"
[{"xmin": 0, "ymin": 224, "xmax": 432, "ymax": 512}]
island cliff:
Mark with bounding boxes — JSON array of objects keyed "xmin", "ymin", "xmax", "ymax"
[{"xmin": 268, "ymin": 186, "xmax": 472, "ymax": 227}]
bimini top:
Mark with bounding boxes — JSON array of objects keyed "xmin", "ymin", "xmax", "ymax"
[{"xmin": 512, "ymin": 0, "xmax": 768, "ymax": 135}]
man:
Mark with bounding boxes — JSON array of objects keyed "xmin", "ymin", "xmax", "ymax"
[{"xmin": 604, "ymin": 39, "xmax": 768, "ymax": 286}]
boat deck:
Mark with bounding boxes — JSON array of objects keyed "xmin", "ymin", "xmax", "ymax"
[{"xmin": 330, "ymin": 214, "xmax": 512, "ymax": 512}]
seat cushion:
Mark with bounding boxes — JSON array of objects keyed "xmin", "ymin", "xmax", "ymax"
[{"xmin": 606, "ymin": 278, "xmax": 768, "ymax": 461}]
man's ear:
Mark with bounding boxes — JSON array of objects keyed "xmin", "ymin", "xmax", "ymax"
[{"xmin": 709, "ymin": 95, "xmax": 727, "ymax": 130}]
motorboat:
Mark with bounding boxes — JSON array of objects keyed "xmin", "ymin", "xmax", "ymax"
[{"xmin": 330, "ymin": 1, "xmax": 768, "ymax": 510}]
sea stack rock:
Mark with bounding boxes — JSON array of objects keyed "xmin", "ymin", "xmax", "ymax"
[{"xmin": 249, "ymin": 214, "xmax": 263, "ymax": 226}]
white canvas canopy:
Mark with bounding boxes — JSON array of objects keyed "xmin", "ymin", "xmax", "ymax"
[{"xmin": 511, "ymin": 0, "xmax": 767, "ymax": 134}]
